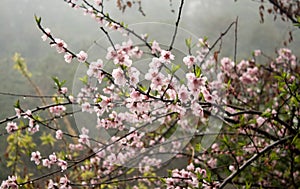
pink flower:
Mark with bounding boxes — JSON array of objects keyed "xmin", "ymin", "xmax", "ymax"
[
  {"xmin": 254, "ymin": 49, "xmax": 261, "ymax": 56},
  {"xmin": 51, "ymin": 38, "xmax": 67, "ymax": 53},
  {"xmin": 220, "ymin": 57, "xmax": 234, "ymax": 75},
  {"xmin": 6, "ymin": 122, "xmax": 18, "ymax": 133},
  {"xmin": 187, "ymin": 163, "xmax": 195, "ymax": 171},
  {"xmin": 128, "ymin": 67, "xmax": 140, "ymax": 86},
  {"xmin": 256, "ymin": 116, "xmax": 266, "ymax": 126},
  {"xmin": 49, "ymin": 153, "xmax": 57, "ymax": 163},
  {"xmin": 28, "ymin": 124, "xmax": 39, "ymax": 134},
  {"xmin": 79, "ymin": 134, "xmax": 90, "ymax": 146},
  {"xmin": 81, "ymin": 102, "xmax": 93, "ymax": 113},
  {"xmin": 64, "ymin": 52, "xmax": 73, "ymax": 63},
  {"xmin": 77, "ymin": 51, "xmax": 88, "ymax": 62},
  {"xmin": 159, "ymin": 50, "xmax": 174, "ymax": 64},
  {"xmin": 49, "ymin": 105, "xmax": 66, "ymax": 116},
  {"xmin": 42, "ymin": 159, "xmax": 51, "ymax": 168},
  {"xmin": 59, "ymin": 87, "xmax": 68, "ymax": 94},
  {"xmin": 41, "ymin": 28, "xmax": 51, "ymax": 41},
  {"xmin": 112, "ymin": 67, "xmax": 126, "ymax": 86},
  {"xmin": 1, "ymin": 176, "xmax": 18, "ymax": 189},
  {"xmin": 56, "ymin": 130, "xmax": 63, "ymax": 140},
  {"xmin": 191, "ymin": 101, "xmax": 203, "ymax": 117},
  {"xmin": 183, "ymin": 55, "xmax": 196, "ymax": 68},
  {"xmin": 229, "ymin": 165, "xmax": 235, "ymax": 172},
  {"xmin": 114, "ymin": 54, "xmax": 132, "ymax": 67},
  {"xmin": 87, "ymin": 59, "xmax": 103, "ymax": 77},
  {"xmin": 59, "ymin": 175, "xmax": 70, "ymax": 187},
  {"xmin": 15, "ymin": 108, "xmax": 21, "ymax": 118},
  {"xmin": 151, "ymin": 40, "xmax": 161, "ymax": 54},
  {"xmin": 178, "ymin": 85, "xmax": 190, "ymax": 103},
  {"xmin": 58, "ymin": 159, "xmax": 68, "ymax": 171},
  {"xmin": 31, "ymin": 151, "xmax": 42, "ymax": 165}
]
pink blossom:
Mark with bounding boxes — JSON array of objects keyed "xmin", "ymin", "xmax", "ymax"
[
  {"xmin": 56, "ymin": 130, "xmax": 63, "ymax": 140},
  {"xmin": 31, "ymin": 151, "xmax": 42, "ymax": 165},
  {"xmin": 41, "ymin": 28, "xmax": 51, "ymax": 41},
  {"xmin": 49, "ymin": 105, "xmax": 66, "ymax": 116},
  {"xmin": 1, "ymin": 175, "xmax": 18, "ymax": 189},
  {"xmin": 256, "ymin": 117, "xmax": 266, "ymax": 126},
  {"xmin": 149, "ymin": 57, "xmax": 162, "ymax": 68},
  {"xmin": 237, "ymin": 60, "xmax": 249, "ymax": 72},
  {"xmin": 187, "ymin": 163, "xmax": 195, "ymax": 171},
  {"xmin": 23, "ymin": 109, "xmax": 32, "ymax": 119},
  {"xmin": 49, "ymin": 153, "xmax": 57, "ymax": 163},
  {"xmin": 15, "ymin": 108, "xmax": 21, "ymax": 118},
  {"xmin": 28, "ymin": 124, "xmax": 39, "ymax": 134},
  {"xmin": 112, "ymin": 67, "xmax": 126, "ymax": 86},
  {"xmin": 58, "ymin": 159, "xmax": 68, "ymax": 171},
  {"xmin": 128, "ymin": 67, "xmax": 140, "ymax": 86},
  {"xmin": 81, "ymin": 102, "xmax": 93, "ymax": 113},
  {"xmin": 178, "ymin": 85, "xmax": 190, "ymax": 103},
  {"xmin": 79, "ymin": 133, "xmax": 90, "ymax": 146},
  {"xmin": 48, "ymin": 179, "xmax": 58, "ymax": 189},
  {"xmin": 64, "ymin": 52, "xmax": 73, "ymax": 63},
  {"xmin": 254, "ymin": 49, "xmax": 261, "ymax": 56},
  {"xmin": 220, "ymin": 57, "xmax": 234, "ymax": 75},
  {"xmin": 59, "ymin": 87, "xmax": 68, "ymax": 94},
  {"xmin": 114, "ymin": 54, "xmax": 132, "ymax": 67},
  {"xmin": 159, "ymin": 50, "xmax": 174, "ymax": 64},
  {"xmin": 186, "ymin": 73, "xmax": 206, "ymax": 96},
  {"xmin": 59, "ymin": 175, "xmax": 70, "ymax": 188},
  {"xmin": 151, "ymin": 73, "xmax": 165, "ymax": 90},
  {"xmin": 145, "ymin": 68, "xmax": 159, "ymax": 80},
  {"xmin": 151, "ymin": 40, "xmax": 161, "ymax": 54},
  {"xmin": 183, "ymin": 55, "xmax": 196, "ymax": 68},
  {"xmin": 87, "ymin": 59, "xmax": 103, "ymax": 77},
  {"xmin": 229, "ymin": 165, "xmax": 235, "ymax": 172},
  {"xmin": 42, "ymin": 159, "xmax": 51, "ymax": 168},
  {"xmin": 51, "ymin": 38, "xmax": 67, "ymax": 53},
  {"xmin": 6, "ymin": 122, "xmax": 18, "ymax": 133},
  {"xmin": 191, "ymin": 101, "xmax": 204, "ymax": 117},
  {"xmin": 77, "ymin": 51, "xmax": 88, "ymax": 62}
]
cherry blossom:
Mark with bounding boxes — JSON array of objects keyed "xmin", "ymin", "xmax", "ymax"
[
  {"xmin": 1, "ymin": 176, "xmax": 18, "ymax": 189},
  {"xmin": 183, "ymin": 55, "xmax": 196, "ymax": 68},
  {"xmin": 220, "ymin": 57, "xmax": 234, "ymax": 76},
  {"xmin": 159, "ymin": 50, "xmax": 175, "ymax": 64},
  {"xmin": 112, "ymin": 67, "xmax": 126, "ymax": 86},
  {"xmin": 76, "ymin": 50, "xmax": 88, "ymax": 62},
  {"xmin": 31, "ymin": 151, "xmax": 42, "ymax": 165},
  {"xmin": 56, "ymin": 130, "xmax": 63, "ymax": 140},
  {"xmin": 64, "ymin": 52, "xmax": 73, "ymax": 63},
  {"xmin": 49, "ymin": 105, "xmax": 66, "ymax": 116},
  {"xmin": 41, "ymin": 28, "xmax": 51, "ymax": 41},
  {"xmin": 51, "ymin": 38, "xmax": 67, "ymax": 53},
  {"xmin": 151, "ymin": 40, "xmax": 161, "ymax": 54},
  {"xmin": 5, "ymin": 122, "xmax": 18, "ymax": 133}
]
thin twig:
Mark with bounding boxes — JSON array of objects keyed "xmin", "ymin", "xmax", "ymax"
[
  {"xmin": 169, "ymin": 0, "xmax": 184, "ymax": 51},
  {"xmin": 234, "ymin": 17, "xmax": 238, "ymax": 63},
  {"xmin": 100, "ymin": 27, "xmax": 116, "ymax": 51}
]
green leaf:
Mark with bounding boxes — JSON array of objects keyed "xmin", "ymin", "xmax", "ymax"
[
  {"xmin": 40, "ymin": 132, "xmax": 56, "ymax": 146},
  {"xmin": 34, "ymin": 15, "xmax": 41, "ymax": 24},
  {"xmin": 185, "ymin": 37, "xmax": 192, "ymax": 49},
  {"xmin": 14, "ymin": 100, "xmax": 20, "ymax": 109},
  {"xmin": 171, "ymin": 64, "xmax": 180, "ymax": 74},
  {"xmin": 79, "ymin": 75, "xmax": 88, "ymax": 85},
  {"xmin": 195, "ymin": 65, "xmax": 201, "ymax": 78}
]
